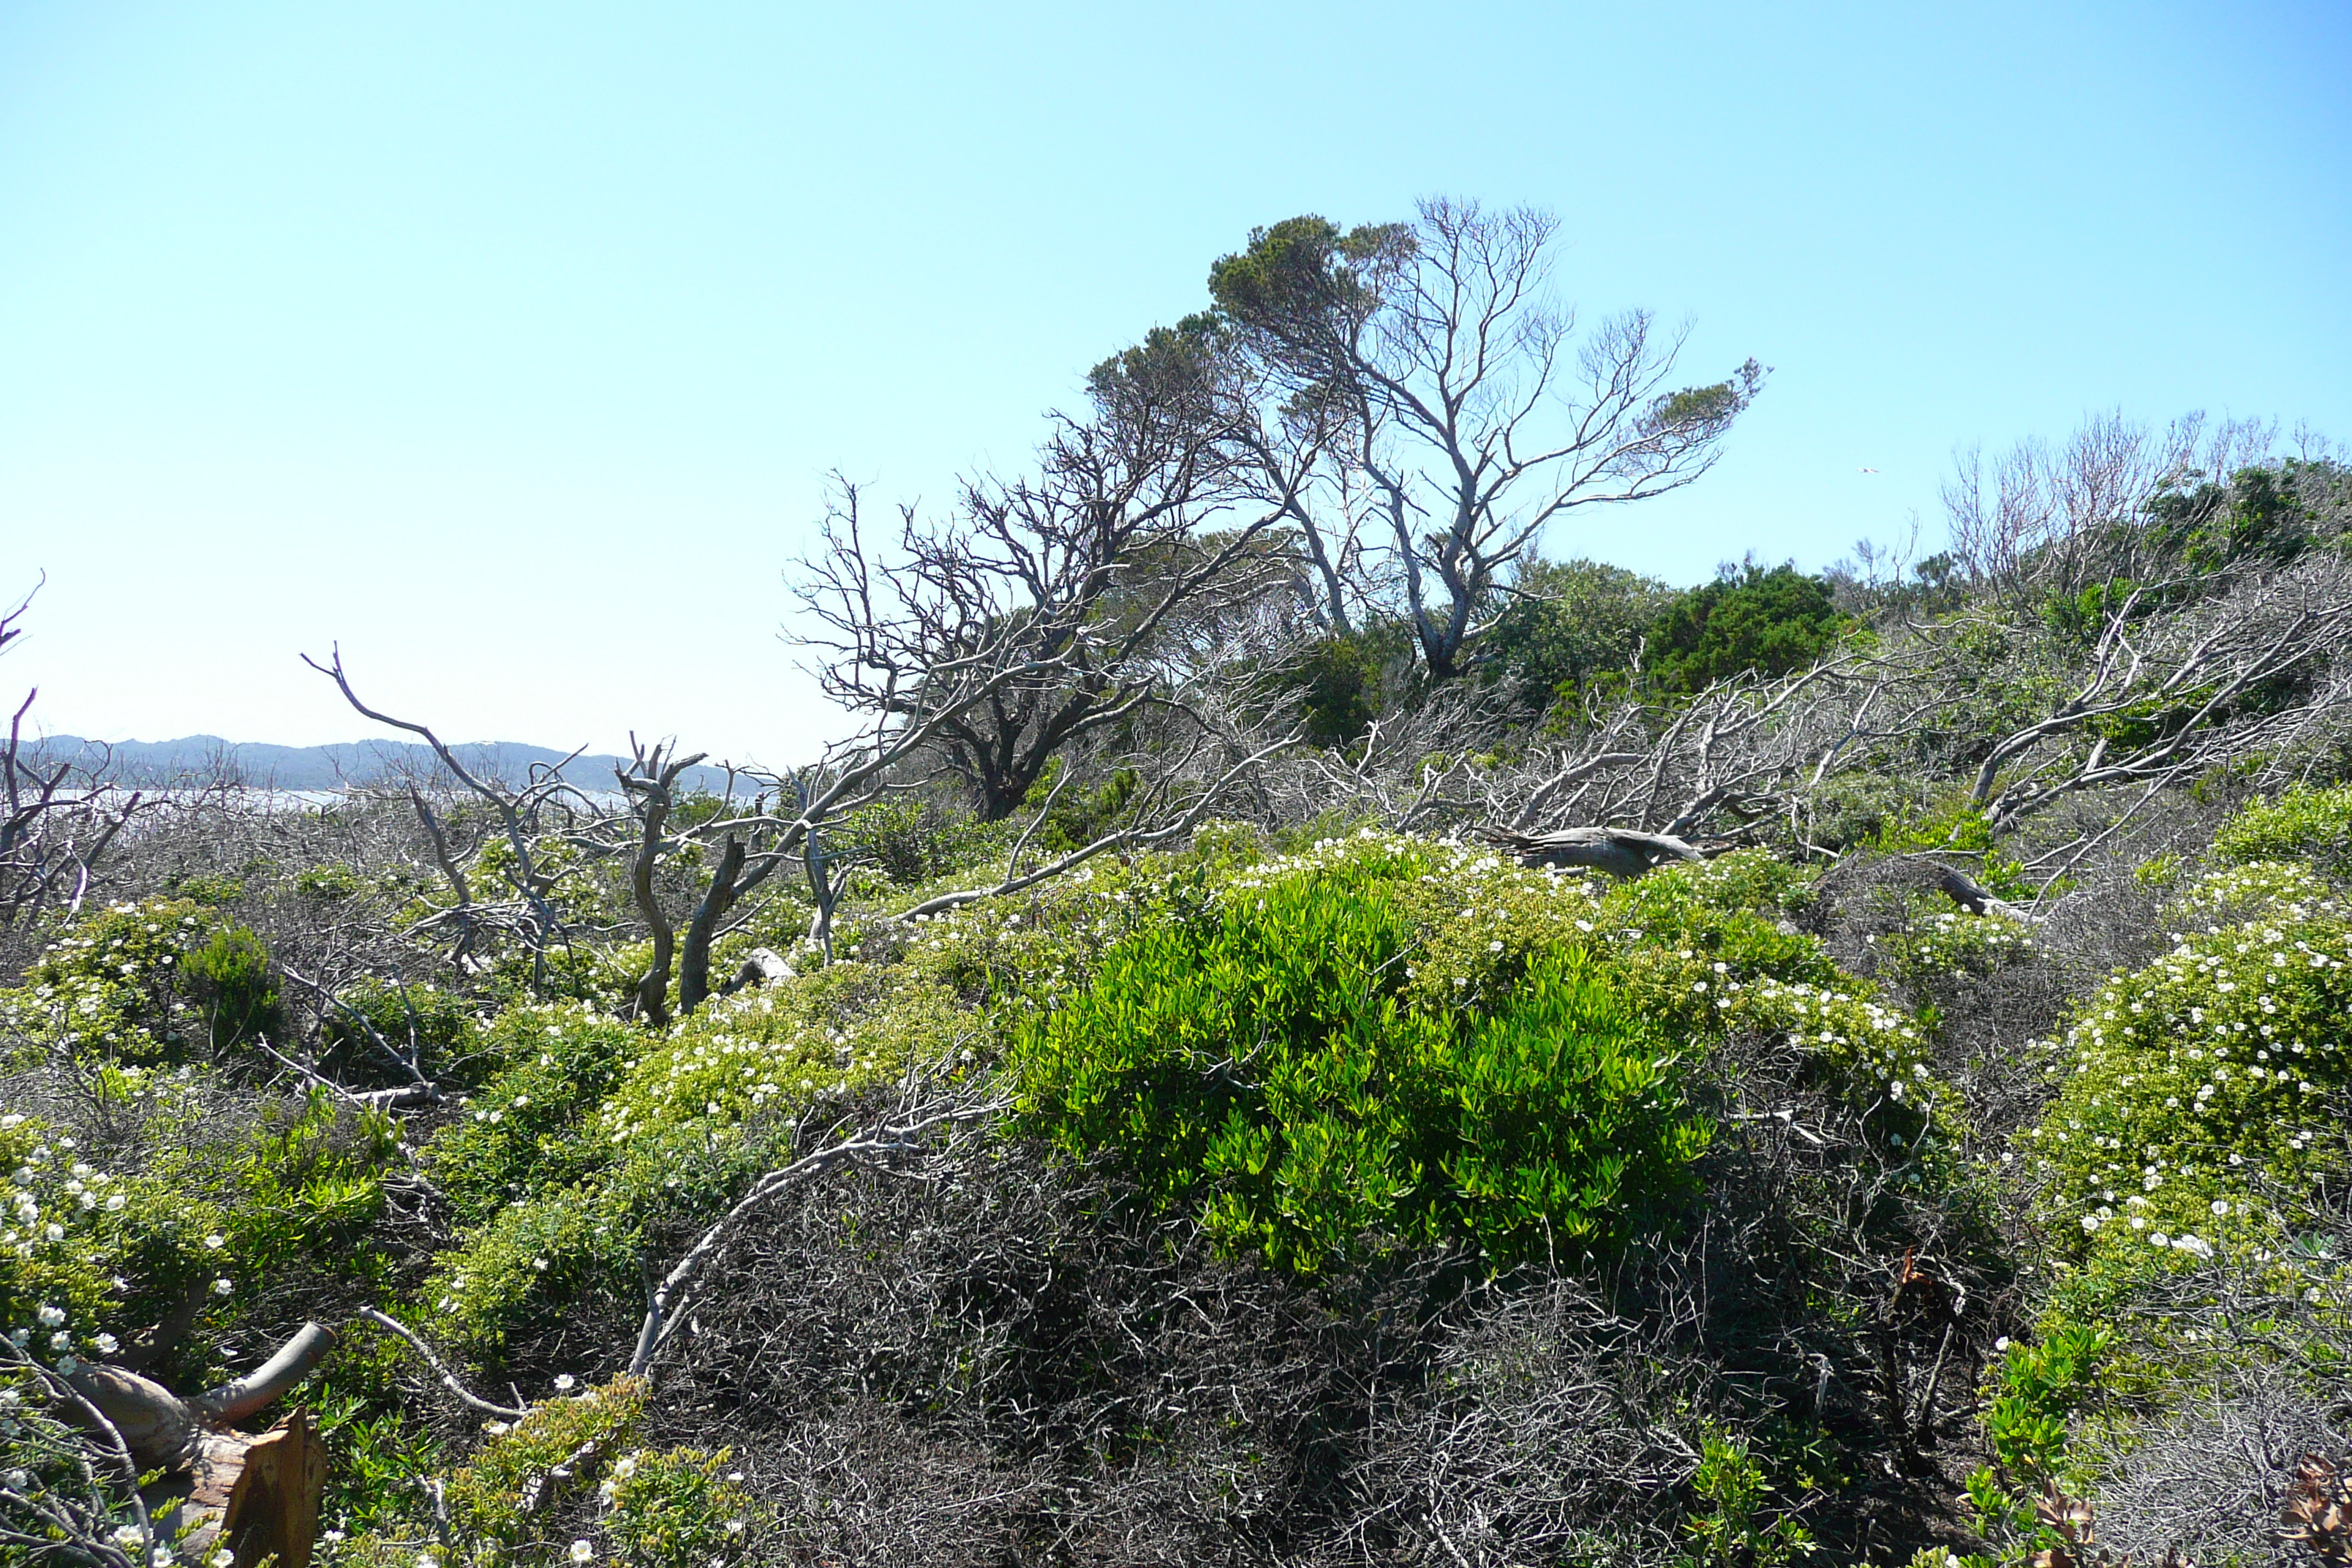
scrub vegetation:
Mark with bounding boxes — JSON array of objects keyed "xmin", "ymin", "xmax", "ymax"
[{"xmin": 6, "ymin": 200, "xmax": 2352, "ymax": 1567}]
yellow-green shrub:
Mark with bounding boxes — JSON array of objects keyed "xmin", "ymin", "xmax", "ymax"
[
  {"xmin": 2022, "ymin": 889, "xmax": 2352, "ymax": 1278},
  {"xmin": 1014, "ymin": 833, "xmax": 1942, "ymax": 1274},
  {"xmin": 2213, "ymin": 783, "xmax": 2352, "ymax": 878}
]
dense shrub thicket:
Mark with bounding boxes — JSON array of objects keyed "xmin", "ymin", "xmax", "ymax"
[{"xmin": 5, "ymin": 441, "xmax": 2352, "ymax": 1566}]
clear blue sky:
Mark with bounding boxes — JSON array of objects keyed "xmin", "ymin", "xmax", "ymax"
[{"xmin": 4, "ymin": 1, "xmax": 2346, "ymax": 765}]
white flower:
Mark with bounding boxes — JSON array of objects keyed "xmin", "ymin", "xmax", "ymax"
[
  {"xmin": 570, "ymin": 1541, "xmax": 595, "ymax": 1563},
  {"xmin": 1994, "ymin": 1337, "xmax": 2011, "ymax": 1352},
  {"xmin": 203, "ymin": 1234, "xmax": 225, "ymax": 1250},
  {"xmin": 554, "ymin": 1373, "xmax": 576, "ymax": 1392},
  {"xmin": 106, "ymin": 1194, "xmax": 125, "ymax": 1211},
  {"xmin": 54, "ymin": 1354, "xmax": 77, "ymax": 1374},
  {"xmin": 35, "ymin": 1304, "xmax": 64, "ymax": 1327},
  {"xmin": 94, "ymin": 1332, "xmax": 116, "ymax": 1354},
  {"xmin": 211, "ymin": 1278, "xmax": 233, "ymax": 1296}
]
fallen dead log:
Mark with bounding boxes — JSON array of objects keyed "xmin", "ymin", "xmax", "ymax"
[
  {"xmin": 1931, "ymin": 863, "xmax": 2045, "ymax": 924},
  {"xmin": 67, "ymin": 1323, "xmax": 334, "ymax": 1568},
  {"xmin": 1480, "ymin": 825, "xmax": 1736, "ymax": 879}
]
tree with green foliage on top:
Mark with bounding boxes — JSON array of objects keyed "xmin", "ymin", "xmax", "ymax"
[{"xmin": 1207, "ymin": 197, "xmax": 1763, "ymax": 682}]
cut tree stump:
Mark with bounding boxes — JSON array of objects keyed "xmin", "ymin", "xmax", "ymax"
[{"xmin": 68, "ymin": 1323, "xmax": 335, "ymax": 1568}]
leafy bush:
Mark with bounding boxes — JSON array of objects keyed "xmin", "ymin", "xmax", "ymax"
[
  {"xmin": 1644, "ymin": 562, "xmax": 1845, "ymax": 696},
  {"xmin": 2021, "ymin": 886, "xmax": 2352, "ymax": 1281},
  {"xmin": 834, "ymin": 796, "xmax": 1005, "ymax": 886},
  {"xmin": 1, "ymin": 1082, "xmax": 394, "ymax": 1390},
  {"xmin": 421, "ymin": 964, "xmax": 973, "ymax": 1359},
  {"xmin": 317, "ymin": 975, "xmax": 485, "ymax": 1090},
  {"xmin": 1028, "ymin": 884, "xmax": 1705, "ymax": 1272},
  {"xmin": 334, "ymin": 1374, "xmax": 761, "ymax": 1567},
  {"xmin": 1481, "ymin": 557, "xmax": 1673, "ymax": 715},
  {"xmin": 2212, "ymin": 783, "xmax": 2352, "ymax": 879},
  {"xmin": 1279, "ymin": 627, "xmax": 1404, "ymax": 748},
  {"xmin": 294, "ymin": 863, "xmax": 368, "ymax": 901},
  {"xmin": 178, "ymin": 921, "xmax": 282, "ymax": 1052}
]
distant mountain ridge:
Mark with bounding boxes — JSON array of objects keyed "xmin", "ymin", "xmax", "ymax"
[{"xmin": 23, "ymin": 734, "xmax": 748, "ymax": 795}]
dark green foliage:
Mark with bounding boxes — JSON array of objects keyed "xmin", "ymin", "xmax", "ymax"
[
  {"xmin": 1643, "ymin": 562, "xmax": 1844, "ymax": 695},
  {"xmin": 2146, "ymin": 458, "xmax": 2349, "ymax": 573},
  {"xmin": 315, "ymin": 976, "xmax": 482, "ymax": 1090},
  {"xmin": 836, "ymin": 796, "xmax": 1004, "ymax": 886},
  {"xmin": 293, "ymin": 863, "xmax": 366, "ymax": 901},
  {"xmin": 1281, "ymin": 625, "xmax": 1411, "ymax": 748},
  {"xmin": 1028, "ymin": 762, "xmax": 1140, "ymax": 853},
  {"xmin": 1482, "ymin": 557, "xmax": 1673, "ymax": 714},
  {"xmin": 1206, "ymin": 214, "xmax": 1414, "ymax": 357},
  {"xmin": 178, "ymin": 922, "xmax": 282, "ymax": 1052},
  {"xmin": 1012, "ymin": 861, "xmax": 1709, "ymax": 1274}
]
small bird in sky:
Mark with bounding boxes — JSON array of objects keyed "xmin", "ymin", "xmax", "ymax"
[{"xmin": 1858, "ymin": 467, "xmax": 1879, "ymax": 473}]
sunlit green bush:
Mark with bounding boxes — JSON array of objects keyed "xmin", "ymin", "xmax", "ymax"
[
  {"xmin": 2022, "ymin": 888, "xmax": 2352, "ymax": 1280},
  {"xmin": 421, "ymin": 964, "xmax": 974, "ymax": 1358},
  {"xmin": 1013, "ymin": 834, "xmax": 1939, "ymax": 1274},
  {"xmin": 1, "ymin": 1082, "xmax": 394, "ymax": 1388},
  {"xmin": 2213, "ymin": 783, "xmax": 2352, "ymax": 879}
]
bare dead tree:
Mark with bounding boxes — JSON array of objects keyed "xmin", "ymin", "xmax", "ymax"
[
  {"xmin": 798, "ymin": 319, "xmax": 1297, "ymax": 823},
  {"xmin": 1211, "ymin": 198, "xmax": 1763, "ymax": 679},
  {"xmin": 614, "ymin": 738, "xmax": 705, "ymax": 1027},
  {"xmin": 1963, "ymin": 557, "xmax": 2352, "ymax": 831},
  {"xmin": 1942, "ymin": 410, "xmax": 2282, "ymax": 607},
  {"xmin": 0, "ymin": 587, "xmax": 146, "ymax": 938},
  {"xmin": 304, "ymin": 647, "xmax": 595, "ymax": 990}
]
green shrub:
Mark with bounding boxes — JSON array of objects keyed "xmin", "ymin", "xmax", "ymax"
[
  {"xmin": 1011, "ymin": 836, "xmax": 1947, "ymax": 1273},
  {"xmin": 334, "ymin": 1375, "xmax": 762, "ymax": 1567},
  {"xmin": 834, "ymin": 796, "xmax": 1005, "ymax": 886},
  {"xmin": 0, "ymin": 1106, "xmax": 220, "ymax": 1376},
  {"xmin": 1015, "ymin": 845, "xmax": 1711, "ymax": 1273},
  {"xmin": 179, "ymin": 921, "xmax": 282, "ymax": 1052},
  {"xmin": 294, "ymin": 863, "xmax": 368, "ymax": 901},
  {"xmin": 1872, "ymin": 900, "xmax": 2038, "ymax": 991},
  {"xmin": 597, "ymin": 1444, "xmax": 761, "ymax": 1567},
  {"xmin": 317, "ymin": 976, "xmax": 485, "ymax": 1090},
  {"xmin": 1644, "ymin": 562, "xmax": 1845, "ymax": 696},
  {"xmin": 2, "ymin": 900, "xmax": 213, "ymax": 1064},
  {"xmin": 1029, "ymin": 762, "xmax": 1140, "ymax": 854},
  {"xmin": 1678, "ymin": 1430, "xmax": 1816, "ymax": 1568},
  {"xmin": 428, "ymin": 1004, "xmax": 641, "ymax": 1225},
  {"xmin": 1, "ymin": 1082, "xmax": 393, "ymax": 1389},
  {"xmin": 1482, "ymin": 557, "xmax": 1670, "ymax": 716},
  {"xmin": 169, "ymin": 872, "xmax": 246, "ymax": 905},
  {"xmin": 2213, "ymin": 783, "xmax": 2352, "ymax": 879},
  {"xmin": 2021, "ymin": 887, "xmax": 2352, "ymax": 1284},
  {"xmin": 1982, "ymin": 1322, "xmax": 2111, "ymax": 1480},
  {"xmin": 421, "ymin": 965, "xmax": 973, "ymax": 1359}
]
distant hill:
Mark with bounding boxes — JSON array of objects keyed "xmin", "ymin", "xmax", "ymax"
[{"xmin": 22, "ymin": 734, "xmax": 750, "ymax": 796}]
